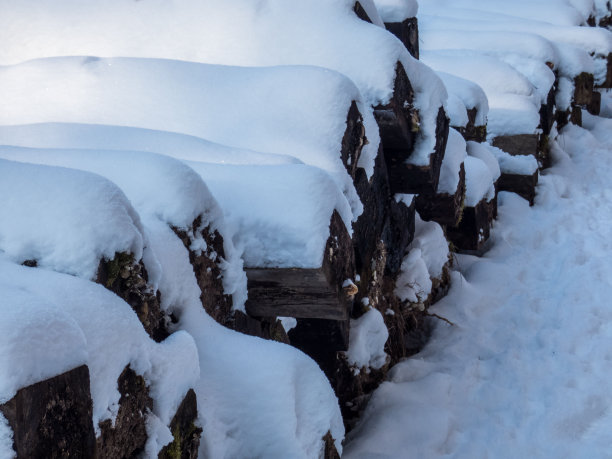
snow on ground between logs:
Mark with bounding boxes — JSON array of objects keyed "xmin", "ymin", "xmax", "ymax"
[{"xmin": 344, "ymin": 114, "xmax": 612, "ymax": 458}]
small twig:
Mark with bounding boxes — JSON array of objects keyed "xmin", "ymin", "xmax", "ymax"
[{"xmin": 426, "ymin": 312, "xmax": 455, "ymax": 326}]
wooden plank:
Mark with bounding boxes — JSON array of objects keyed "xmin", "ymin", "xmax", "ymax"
[
  {"xmin": 446, "ymin": 198, "xmax": 495, "ymax": 253},
  {"xmin": 415, "ymin": 162, "xmax": 466, "ymax": 227},
  {"xmin": 498, "ymin": 171, "xmax": 538, "ymax": 206},
  {"xmin": 491, "ymin": 134, "xmax": 539, "ymax": 157},
  {"xmin": 245, "ymin": 268, "xmax": 347, "ymax": 320}
]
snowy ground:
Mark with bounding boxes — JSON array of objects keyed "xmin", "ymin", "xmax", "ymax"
[{"xmin": 345, "ymin": 106, "xmax": 612, "ymax": 458}]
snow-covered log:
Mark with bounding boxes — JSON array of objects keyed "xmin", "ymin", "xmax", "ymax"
[{"xmin": 446, "ymin": 156, "xmax": 497, "ymax": 253}]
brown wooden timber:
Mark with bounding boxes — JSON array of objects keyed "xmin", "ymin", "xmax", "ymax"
[
  {"xmin": 245, "ymin": 210, "xmax": 355, "ymax": 324},
  {"xmin": 415, "ymin": 162, "xmax": 466, "ymax": 227},
  {"xmin": 385, "ymin": 17, "xmax": 420, "ymax": 59}
]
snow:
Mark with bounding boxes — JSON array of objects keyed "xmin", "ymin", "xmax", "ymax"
[
  {"xmin": 482, "ymin": 142, "xmax": 540, "ymax": 176},
  {"xmin": 437, "ymin": 128, "xmax": 467, "ymax": 195},
  {"xmin": 147, "ymin": 214, "xmax": 344, "ymax": 457},
  {"xmin": 0, "ymin": 259, "xmax": 199, "ymax": 452},
  {"xmin": 0, "ymin": 56, "xmax": 367, "ymax": 218},
  {"xmin": 187, "ymin": 162, "xmax": 352, "ymax": 269},
  {"xmin": 464, "ymin": 156, "xmax": 496, "ymax": 207},
  {"xmin": 395, "ymin": 248, "xmax": 433, "ymax": 305},
  {"xmin": 437, "ymin": 72, "xmax": 489, "ymax": 127},
  {"xmin": 0, "ymin": 281, "xmax": 87, "ymax": 404},
  {"xmin": 0, "ymin": 413, "xmax": 13, "ymax": 459},
  {"xmin": 345, "ymin": 113, "xmax": 612, "ymax": 458},
  {"xmin": 0, "ymin": 146, "xmax": 247, "ymax": 309},
  {"xmin": 466, "ymin": 141, "xmax": 502, "ymax": 181},
  {"xmin": 0, "ymin": 159, "xmax": 146, "ymax": 281},
  {"xmin": 409, "ymin": 214, "xmax": 449, "ymax": 281},
  {"xmin": 0, "ymin": 0, "xmax": 451, "ymax": 171},
  {"xmin": 422, "ymin": 50, "xmax": 542, "ymax": 137},
  {"xmin": 373, "ymin": 0, "xmax": 418, "ymax": 22},
  {"xmin": 395, "ymin": 214, "xmax": 449, "ymax": 305},
  {"xmin": 346, "ymin": 308, "xmax": 389, "ymax": 371},
  {"xmin": 0, "ymin": 123, "xmax": 303, "ymax": 167}
]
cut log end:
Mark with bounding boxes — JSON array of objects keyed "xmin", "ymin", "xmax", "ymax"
[{"xmin": 384, "ymin": 17, "xmax": 419, "ymax": 59}]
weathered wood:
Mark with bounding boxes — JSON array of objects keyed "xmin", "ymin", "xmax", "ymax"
[
  {"xmin": 381, "ymin": 195, "xmax": 416, "ymax": 276},
  {"xmin": 374, "ymin": 63, "xmax": 449, "ymax": 194},
  {"xmin": 246, "ymin": 268, "xmax": 348, "ymax": 320},
  {"xmin": 96, "ymin": 253, "xmax": 168, "ymax": 342},
  {"xmin": 446, "ymin": 198, "xmax": 495, "ymax": 253},
  {"xmin": 385, "ymin": 17, "xmax": 420, "ymax": 59},
  {"xmin": 173, "ymin": 217, "xmax": 233, "ymax": 327},
  {"xmin": 158, "ymin": 389, "xmax": 202, "ymax": 459},
  {"xmin": 353, "ymin": 1, "xmax": 373, "ymax": 23},
  {"xmin": 96, "ymin": 366, "xmax": 152, "ymax": 459},
  {"xmin": 491, "ymin": 134, "xmax": 539, "ymax": 157},
  {"xmin": 539, "ymin": 86, "xmax": 556, "ymax": 136},
  {"xmin": 289, "ymin": 318, "xmax": 350, "ymax": 354},
  {"xmin": 0, "ymin": 365, "xmax": 95, "ymax": 459},
  {"xmin": 342, "ymin": 101, "xmax": 367, "ymax": 179},
  {"xmin": 574, "ymin": 72, "xmax": 595, "ymax": 106},
  {"xmin": 382, "ymin": 106, "xmax": 449, "ymax": 194},
  {"xmin": 245, "ymin": 210, "xmax": 355, "ymax": 322},
  {"xmin": 415, "ymin": 162, "xmax": 466, "ymax": 227},
  {"xmin": 588, "ymin": 90, "xmax": 602, "ymax": 115},
  {"xmin": 353, "ymin": 148, "xmax": 391, "ymax": 274},
  {"xmin": 455, "ymin": 108, "xmax": 487, "ymax": 143},
  {"xmin": 498, "ymin": 171, "xmax": 539, "ymax": 206}
]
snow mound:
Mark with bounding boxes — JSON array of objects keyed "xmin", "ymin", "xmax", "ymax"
[
  {"xmin": 346, "ymin": 308, "xmax": 389, "ymax": 371},
  {"xmin": 0, "ymin": 56, "xmax": 367, "ymax": 218},
  {"xmin": 0, "ymin": 145, "xmax": 247, "ymax": 310},
  {"xmin": 0, "ymin": 159, "xmax": 146, "ymax": 281},
  {"xmin": 396, "ymin": 214, "xmax": 449, "ymax": 304},
  {"xmin": 148, "ymin": 214, "xmax": 344, "ymax": 457},
  {"xmin": 423, "ymin": 50, "xmax": 541, "ymax": 137},
  {"xmin": 465, "ymin": 156, "xmax": 496, "ymax": 207},
  {"xmin": 466, "ymin": 141, "xmax": 502, "ymax": 181},
  {"xmin": 480, "ymin": 142, "xmax": 540, "ymax": 175},
  {"xmin": 0, "ymin": 259, "xmax": 199, "ymax": 453},
  {"xmin": 187, "ymin": 162, "xmax": 352, "ymax": 269},
  {"xmin": 438, "ymin": 128, "xmax": 468, "ymax": 195},
  {"xmin": 0, "ymin": 123, "xmax": 303, "ymax": 167},
  {"xmin": 437, "ymin": 72, "xmax": 489, "ymax": 127},
  {"xmin": 373, "ymin": 0, "xmax": 418, "ymax": 22}
]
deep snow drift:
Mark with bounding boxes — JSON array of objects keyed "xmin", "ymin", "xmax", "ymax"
[{"xmin": 344, "ymin": 111, "xmax": 612, "ymax": 458}]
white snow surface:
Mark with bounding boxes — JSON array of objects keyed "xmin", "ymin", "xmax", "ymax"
[
  {"xmin": 395, "ymin": 214, "xmax": 449, "ymax": 304},
  {"xmin": 0, "ymin": 146, "xmax": 247, "ymax": 309},
  {"xmin": 409, "ymin": 214, "xmax": 449, "ymax": 281},
  {"xmin": 373, "ymin": 0, "xmax": 418, "ymax": 22},
  {"xmin": 466, "ymin": 141, "xmax": 502, "ymax": 181},
  {"xmin": 464, "ymin": 156, "xmax": 496, "ymax": 207},
  {"xmin": 422, "ymin": 50, "xmax": 542, "ymax": 137},
  {"xmin": 0, "ymin": 413, "xmax": 13, "ymax": 459},
  {"xmin": 482, "ymin": 142, "xmax": 540, "ymax": 176},
  {"xmin": 0, "ymin": 123, "xmax": 303, "ymax": 167},
  {"xmin": 346, "ymin": 308, "xmax": 389, "ymax": 371},
  {"xmin": 146, "ymin": 216, "xmax": 345, "ymax": 458},
  {"xmin": 0, "ymin": 259, "xmax": 199, "ymax": 453},
  {"xmin": 0, "ymin": 0, "xmax": 450, "ymax": 170},
  {"xmin": 437, "ymin": 72, "xmax": 489, "ymax": 127},
  {"xmin": 0, "ymin": 159, "xmax": 146, "ymax": 281},
  {"xmin": 437, "ymin": 128, "xmax": 467, "ymax": 195},
  {"xmin": 345, "ymin": 114, "xmax": 612, "ymax": 458},
  {"xmin": 187, "ymin": 162, "xmax": 352, "ymax": 269},
  {"xmin": 0, "ymin": 56, "xmax": 367, "ymax": 218}
]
